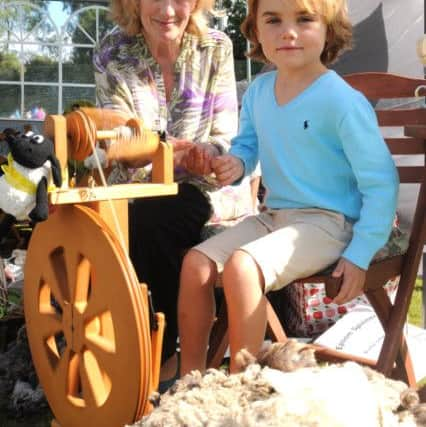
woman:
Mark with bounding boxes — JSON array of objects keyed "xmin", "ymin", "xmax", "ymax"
[{"xmin": 93, "ymin": 0, "xmax": 256, "ymax": 386}]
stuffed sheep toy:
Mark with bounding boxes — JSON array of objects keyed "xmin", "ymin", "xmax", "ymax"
[{"xmin": 0, "ymin": 131, "xmax": 62, "ymax": 223}]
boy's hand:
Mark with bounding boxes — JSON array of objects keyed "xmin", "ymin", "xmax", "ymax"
[
  {"xmin": 331, "ymin": 258, "xmax": 366, "ymax": 305},
  {"xmin": 211, "ymin": 154, "xmax": 244, "ymax": 186}
]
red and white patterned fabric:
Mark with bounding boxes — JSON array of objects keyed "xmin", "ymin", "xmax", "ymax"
[
  {"xmin": 280, "ymin": 277, "xmax": 400, "ymax": 337},
  {"xmin": 278, "ymin": 218, "xmax": 407, "ymax": 337}
]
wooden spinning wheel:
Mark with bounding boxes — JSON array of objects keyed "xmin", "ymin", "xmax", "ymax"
[
  {"xmin": 23, "ymin": 109, "xmax": 176, "ymax": 427},
  {"xmin": 64, "ymin": 108, "xmax": 160, "ymax": 163},
  {"xmin": 25, "ymin": 205, "xmax": 151, "ymax": 426}
]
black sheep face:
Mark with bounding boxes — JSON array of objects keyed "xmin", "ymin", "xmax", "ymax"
[{"xmin": 7, "ymin": 132, "xmax": 54, "ymax": 169}]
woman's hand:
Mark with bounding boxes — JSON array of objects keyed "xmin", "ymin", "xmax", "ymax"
[
  {"xmin": 331, "ymin": 258, "xmax": 366, "ymax": 305},
  {"xmin": 211, "ymin": 154, "xmax": 244, "ymax": 186},
  {"xmin": 171, "ymin": 139, "xmax": 193, "ymax": 169},
  {"xmin": 170, "ymin": 139, "xmax": 220, "ymax": 176},
  {"xmin": 182, "ymin": 144, "xmax": 220, "ymax": 176}
]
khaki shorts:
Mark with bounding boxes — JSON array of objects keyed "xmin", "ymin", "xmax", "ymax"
[{"xmin": 194, "ymin": 208, "xmax": 353, "ymax": 293}]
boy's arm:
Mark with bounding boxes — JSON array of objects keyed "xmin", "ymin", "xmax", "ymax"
[
  {"xmin": 228, "ymin": 88, "xmax": 259, "ymax": 179},
  {"xmin": 338, "ymin": 95, "xmax": 399, "ymax": 271}
]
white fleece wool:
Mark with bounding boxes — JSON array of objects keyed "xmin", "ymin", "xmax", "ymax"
[{"xmin": 132, "ymin": 342, "xmax": 426, "ymax": 427}]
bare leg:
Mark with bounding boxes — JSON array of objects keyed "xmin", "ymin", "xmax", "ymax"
[
  {"xmin": 159, "ymin": 353, "xmax": 178, "ymax": 381},
  {"xmin": 222, "ymin": 249, "xmax": 266, "ymax": 373},
  {"xmin": 178, "ymin": 249, "xmax": 217, "ymax": 375}
]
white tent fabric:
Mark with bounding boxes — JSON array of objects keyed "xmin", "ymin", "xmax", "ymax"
[{"xmin": 333, "ymin": 0, "xmax": 424, "ymax": 78}]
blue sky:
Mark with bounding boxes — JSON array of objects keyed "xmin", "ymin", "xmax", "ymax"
[{"xmin": 47, "ymin": 1, "xmax": 68, "ymax": 28}]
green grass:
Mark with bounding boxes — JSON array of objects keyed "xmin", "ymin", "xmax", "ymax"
[
  {"xmin": 408, "ymin": 278, "xmax": 423, "ymax": 327},
  {"xmin": 407, "ymin": 279, "xmax": 425, "ymax": 388}
]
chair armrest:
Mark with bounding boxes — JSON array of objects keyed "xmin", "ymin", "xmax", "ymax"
[{"xmin": 363, "ymin": 255, "xmax": 404, "ymax": 292}]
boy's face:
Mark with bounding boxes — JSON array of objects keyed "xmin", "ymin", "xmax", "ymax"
[{"xmin": 256, "ymin": 0, "xmax": 327, "ymax": 73}]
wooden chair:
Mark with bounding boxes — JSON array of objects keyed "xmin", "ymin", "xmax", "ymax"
[{"xmin": 207, "ymin": 72, "xmax": 426, "ymax": 388}]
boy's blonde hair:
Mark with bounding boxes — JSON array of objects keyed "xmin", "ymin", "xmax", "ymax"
[
  {"xmin": 241, "ymin": 0, "xmax": 352, "ymax": 65},
  {"xmin": 110, "ymin": 0, "xmax": 215, "ymax": 37}
]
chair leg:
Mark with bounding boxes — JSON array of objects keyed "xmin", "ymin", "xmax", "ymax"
[
  {"xmin": 367, "ymin": 287, "xmax": 416, "ymax": 387},
  {"xmin": 265, "ymin": 300, "xmax": 288, "ymax": 342},
  {"xmin": 418, "ymin": 385, "xmax": 426, "ymax": 403},
  {"xmin": 207, "ymin": 298, "xmax": 229, "ymax": 369},
  {"xmin": 365, "ymin": 287, "xmax": 392, "ymax": 324},
  {"xmin": 391, "ymin": 336, "xmax": 416, "ymax": 387},
  {"xmin": 423, "ymin": 252, "xmax": 426, "ymax": 329}
]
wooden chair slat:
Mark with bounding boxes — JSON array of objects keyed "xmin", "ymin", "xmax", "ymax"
[
  {"xmin": 386, "ymin": 138, "xmax": 426, "ymax": 154},
  {"xmin": 405, "ymin": 125, "xmax": 426, "ymax": 139},
  {"xmin": 397, "ymin": 166, "xmax": 425, "ymax": 183},
  {"xmin": 376, "ymin": 110, "xmax": 426, "ymax": 126},
  {"xmin": 344, "ymin": 72, "xmax": 426, "ymax": 98}
]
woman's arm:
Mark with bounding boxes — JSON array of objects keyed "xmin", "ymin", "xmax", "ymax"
[
  {"xmin": 206, "ymin": 36, "xmax": 239, "ymax": 154},
  {"xmin": 182, "ymin": 35, "xmax": 239, "ymax": 176}
]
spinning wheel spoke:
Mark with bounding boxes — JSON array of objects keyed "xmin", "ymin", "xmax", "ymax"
[
  {"xmin": 85, "ymin": 335, "xmax": 116, "ymax": 373},
  {"xmin": 67, "ymin": 352, "xmax": 84, "ymax": 407},
  {"xmin": 50, "ymin": 346, "xmax": 72, "ymax": 392},
  {"xmin": 38, "ymin": 311, "xmax": 63, "ymax": 339},
  {"xmin": 73, "ymin": 256, "xmax": 92, "ymax": 313},
  {"xmin": 81, "ymin": 278, "xmax": 110, "ymax": 320},
  {"xmin": 44, "ymin": 247, "xmax": 70, "ymax": 306},
  {"xmin": 63, "ymin": 246, "xmax": 84, "ymax": 306},
  {"xmin": 80, "ymin": 348, "xmax": 112, "ymax": 408},
  {"xmin": 85, "ymin": 310, "xmax": 116, "ymax": 353},
  {"xmin": 39, "ymin": 278, "xmax": 63, "ymax": 318}
]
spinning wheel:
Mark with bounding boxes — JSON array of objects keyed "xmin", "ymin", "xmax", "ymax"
[
  {"xmin": 25, "ymin": 205, "xmax": 151, "ymax": 426},
  {"xmin": 23, "ymin": 109, "xmax": 176, "ymax": 426}
]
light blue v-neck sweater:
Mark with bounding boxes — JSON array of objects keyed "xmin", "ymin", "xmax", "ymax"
[{"xmin": 230, "ymin": 70, "xmax": 399, "ymax": 269}]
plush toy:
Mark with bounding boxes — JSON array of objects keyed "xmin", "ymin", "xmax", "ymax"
[{"xmin": 0, "ymin": 131, "xmax": 62, "ymax": 223}]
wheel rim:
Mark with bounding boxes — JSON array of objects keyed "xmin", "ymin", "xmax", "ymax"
[{"xmin": 24, "ymin": 205, "xmax": 151, "ymax": 427}]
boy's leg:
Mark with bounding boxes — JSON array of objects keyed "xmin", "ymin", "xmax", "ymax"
[
  {"xmin": 221, "ymin": 209, "xmax": 352, "ymax": 371},
  {"xmin": 179, "ymin": 215, "xmax": 270, "ymax": 375},
  {"xmin": 241, "ymin": 208, "xmax": 353, "ymax": 293},
  {"xmin": 178, "ymin": 249, "xmax": 218, "ymax": 375},
  {"xmin": 222, "ymin": 249, "xmax": 266, "ymax": 373}
]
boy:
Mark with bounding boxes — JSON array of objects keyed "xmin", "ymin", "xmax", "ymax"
[{"xmin": 178, "ymin": 0, "xmax": 398, "ymax": 375}]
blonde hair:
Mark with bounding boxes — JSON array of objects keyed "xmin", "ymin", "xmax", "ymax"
[
  {"xmin": 241, "ymin": 0, "xmax": 352, "ymax": 65},
  {"xmin": 110, "ymin": 0, "xmax": 215, "ymax": 36}
]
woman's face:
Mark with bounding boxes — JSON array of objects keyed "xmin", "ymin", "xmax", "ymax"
[{"xmin": 140, "ymin": 0, "xmax": 196, "ymax": 44}]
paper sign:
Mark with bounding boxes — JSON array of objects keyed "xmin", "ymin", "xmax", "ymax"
[{"xmin": 314, "ymin": 305, "xmax": 426, "ymax": 382}]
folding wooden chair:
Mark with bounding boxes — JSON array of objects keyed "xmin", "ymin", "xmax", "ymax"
[{"xmin": 207, "ymin": 72, "xmax": 426, "ymax": 388}]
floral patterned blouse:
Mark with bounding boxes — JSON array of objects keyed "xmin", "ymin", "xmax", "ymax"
[{"xmin": 93, "ymin": 27, "xmax": 256, "ymax": 221}]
